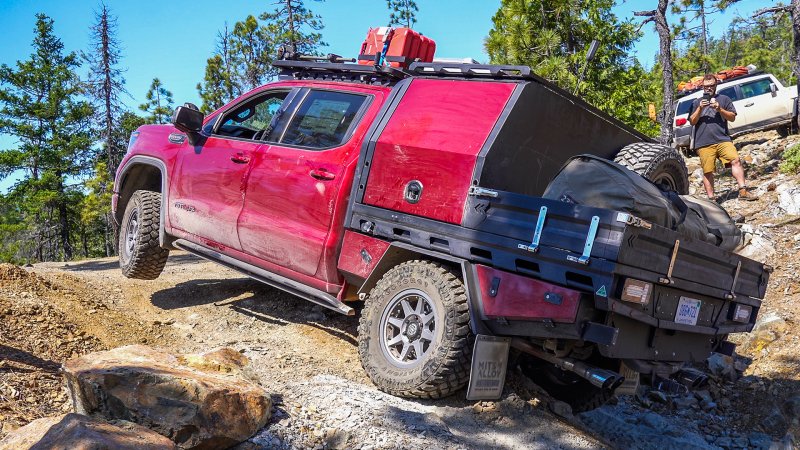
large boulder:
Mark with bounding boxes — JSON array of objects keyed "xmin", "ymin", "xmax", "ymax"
[
  {"xmin": 63, "ymin": 345, "xmax": 271, "ymax": 450},
  {"xmin": 0, "ymin": 413, "xmax": 176, "ymax": 450}
]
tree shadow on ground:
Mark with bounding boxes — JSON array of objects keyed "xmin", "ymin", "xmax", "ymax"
[
  {"xmin": 150, "ymin": 278, "xmax": 360, "ymax": 346},
  {"xmin": 62, "ymin": 253, "xmax": 204, "ymax": 272},
  {"xmin": 0, "ymin": 344, "xmax": 60, "ymax": 372}
]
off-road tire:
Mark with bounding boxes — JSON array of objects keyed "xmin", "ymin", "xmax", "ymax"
[
  {"xmin": 518, "ymin": 355, "xmax": 614, "ymax": 413},
  {"xmin": 119, "ymin": 190, "xmax": 169, "ymax": 280},
  {"xmin": 358, "ymin": 260, "xmax": 472, "ymax": 398},
  {"xmin": 777, "ymin": 124, "xmax": 790, "ymax": 138},
  {"xmin": 615, "ymin": 142, "xmax": 690, "ymax": 194}
]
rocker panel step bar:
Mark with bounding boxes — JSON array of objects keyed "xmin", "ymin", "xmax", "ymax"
[{"xmin": 173, "ymin": 239, "xmax": 354, "ymax": 316}]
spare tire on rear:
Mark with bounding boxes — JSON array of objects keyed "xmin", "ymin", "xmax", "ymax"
[{"xmin": 614, "ymin": 142, "xmax": 689, "ymax": 194}]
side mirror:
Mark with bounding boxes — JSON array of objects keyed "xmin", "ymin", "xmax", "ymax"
[
  {"xmin": 171, "ymin": 103, "xmax": 204, "ymax": 145},
  {"xmin": 770, "ymin": 83, "xmax": 778, "ymax": 97}
]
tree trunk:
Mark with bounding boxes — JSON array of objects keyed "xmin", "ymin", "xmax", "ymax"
[
  {"xmin": 793, "ymin": 0, "xmax": 800, "ymax": 84},
  {"xmin": 655, "ymin": 0, "xmax": 675, "ymax": 146},
  {"xmin": 56, "ymin": 177, "xmax": 72, "ymax": 261},
  {"xmin": 287, "ymin": 0, "xmax": 296, "ymax": 49}
]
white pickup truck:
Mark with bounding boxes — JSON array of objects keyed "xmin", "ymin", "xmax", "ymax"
[{"xmin": 673, "ymin": 72, "xmax": 798, "ymax": 152}]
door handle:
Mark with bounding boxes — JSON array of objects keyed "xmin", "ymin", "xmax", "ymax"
[
  {"xmin": 309, "ymin": 168, "xmax": 336, "ymax": 180},
  {"xmin": 230, "ymin": 153, "xmax": 250, "ymax": 164},
  {"xmin": 744, "ymin": 102, "xmax": 754, "ymax": 107}
]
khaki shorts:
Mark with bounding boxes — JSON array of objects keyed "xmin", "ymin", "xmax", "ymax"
[{"xmin": 697, "ymin": 141, "xmax": 739, "ymax": 174}]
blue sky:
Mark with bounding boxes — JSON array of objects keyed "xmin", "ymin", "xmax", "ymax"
[{"xmin": 0, "ymin": 0, "xmax": 777, "ymax": 192}]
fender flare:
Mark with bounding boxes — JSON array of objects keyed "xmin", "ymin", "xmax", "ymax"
[
  {"xmin": 356, "ymin": 241, "xmax": 490, "ymax": 335},
  {"xmin": 115, "ymin": 155, "xmax": 170, "ymax": 248}
]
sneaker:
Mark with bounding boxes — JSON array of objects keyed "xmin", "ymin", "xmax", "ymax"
[{"xmin": 738, "ymin": 187, "xmax": 758, "ymax": 201}]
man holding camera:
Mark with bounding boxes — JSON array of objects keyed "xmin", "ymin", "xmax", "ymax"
[{"xmin": 689, "ymin": 74, "xmax": 757, "ymax": 201}]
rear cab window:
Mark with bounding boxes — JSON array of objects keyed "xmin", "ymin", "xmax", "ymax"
[{"xmin": 280, "ymin": 90, "xmax": 368, "ymax": 150}]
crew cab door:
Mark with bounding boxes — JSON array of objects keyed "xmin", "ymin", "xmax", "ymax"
[
  {"xmin": 169, "ymin": 89, "xmax": 295, "ymax": 250},
  {"xmin": 738, "ymin": 77, "xmax": 790, "ymax": 127},
  {"xmin": 238, "ymin": 88, "xmax": 371, "ymax": 279}
]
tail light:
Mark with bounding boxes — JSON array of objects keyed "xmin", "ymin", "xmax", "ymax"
[{"xmin": 675, "ymin": 117, "xmax": 687, "ymax": 126}]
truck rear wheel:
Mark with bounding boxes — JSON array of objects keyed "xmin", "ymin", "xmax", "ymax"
[
  {"xmin": 357, "ymin": 260, "xmax": 472, "ymax": 398},
  {"xmin": 615, "ymin": 142, "xmax": 689, "ymax": 194},
  {"xmin": 119, "ymin": 190, "xmax": 169, "ymax": 280}
]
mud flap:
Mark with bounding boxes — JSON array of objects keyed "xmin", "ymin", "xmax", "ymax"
[{"xmin": 466, "ymin": 334, "xmax": 511, "ymax": 401}]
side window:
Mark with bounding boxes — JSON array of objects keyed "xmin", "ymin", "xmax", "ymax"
[
  {"xmin": 739, "ymin": 79, "xmax": 772, "ymax": 99},
  {"xmin": 676, "ymin": 99, "xmax": 694, "ymax": 116},
  {"xmin": 280, "ymin": 90, "xmax": 367, "ymax": 149},
  {"xmin": 717, "ymin": 86, "xmax": 739, "ymax": 101},
  {"xmin": 215, "ymin": 91, "xmax": 289, "ymax": 141}
]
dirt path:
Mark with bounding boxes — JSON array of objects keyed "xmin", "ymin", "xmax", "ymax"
[{"xmin": 1, "ymin": 254, "xmax": 604, "ymax": 449}]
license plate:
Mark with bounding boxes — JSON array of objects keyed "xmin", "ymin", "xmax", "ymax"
[{"xmin": 675, "ymin": 296, "xmax": 702, "ymax": 326}]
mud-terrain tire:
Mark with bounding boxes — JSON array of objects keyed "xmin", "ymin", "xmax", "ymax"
[
  {"xmin": 777, "ymin": 124, "xmax": 790, "ymax": 138},
  {"xmin": 119, "ymin": 190, "xmax": 169, "ymax": 280},
  {"xmin": 615, "ymin": 142, "xmax": 689, "ymax": 194},
  {"xmin": 358, "ymin": 260, "xmax": 472, "ymax": 398},
  {"xmin": 519, "ymin": 355, "xmax": 613, "ymax": 413}
]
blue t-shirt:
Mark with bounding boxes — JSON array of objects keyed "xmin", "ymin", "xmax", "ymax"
[{"xmin": 691, "ymin": 94, "xmax": 736, "ymax": 149}]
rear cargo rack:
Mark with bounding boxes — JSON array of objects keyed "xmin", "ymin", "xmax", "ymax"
[{"xmin": 408, "ymin": 62, "xmax": 537, "ymax": 80}]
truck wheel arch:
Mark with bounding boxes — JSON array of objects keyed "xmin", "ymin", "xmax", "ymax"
[
  {"xmin": 356, "ymin": 243, "xmax": 466, "ymax": 298},
  {"xmin": 356, "ymin": 242, "xmax": 489, "ymax": 336},
  {"xmin": 115, "ymin": 156, "xmax": 169, "ymax": 247}
]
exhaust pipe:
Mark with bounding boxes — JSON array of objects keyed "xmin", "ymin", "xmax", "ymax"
[
  {"xmin": 673, "ymin": 367, "xmax": 709, "ymax": 389},
  {"xmin": 511, "ymin": 338, "xmax": 625, "ymax": 392}
]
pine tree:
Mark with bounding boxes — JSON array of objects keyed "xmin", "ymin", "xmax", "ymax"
[
  {"xmin": 197, "ymin": 24, "xmax": 240, "ymax": 113},
  {"xmin": 485, "ymin": 0, "xmax": 657, "ymax": 136},
  {"xmin": 260, "ymin": 0, "xmax": 326, "ymax": 55},
  {"xmin": 83, "ymin": 3, "xmax": 128, "ymax": 175},
  {"xmin": 672, "ymin": 0, "xmax": 736, "ymax": 74},
  {"xmin": 139, "ymin": 77, "xmax": 173, "ymax": 124},
  {"xmin": 0, "ymin": 14, "xmax": 94, "ymax": 261},
  {"xmin": 231, "ymin": 16, "xmax": 275, "ymax": 91},
  {"xmin": 388, "ymin": 0, "xmax": 418, "ymax": 28}
]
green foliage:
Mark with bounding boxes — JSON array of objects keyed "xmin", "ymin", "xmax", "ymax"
[
  {"xmin": 0, "ymin": 14, "xmax": 95, "ymax": 261},
  {"xmin": 198, "ymin": 2, "xmax": 327, "ymax": 113},
  {"xmin": 388, "ymin": 0, "xmax": 418, "ymax": 28},
  {"xmin": 139, "ymin": 77, "xmax": 174, "ymax": 124},
  {"xmin": 260, "ymin": 0, "xmax": 326, "ymax": 55},
  {"xmin": 780, "ymin": 143, "xmax": 800, "ymax": 174},
  {"xmin": 197, "ymin": 54, "xmax": 234, "ymax": 114},
  {"xmin": 485, "ymin": 0, "xmax": 657, "ymax": 136}
]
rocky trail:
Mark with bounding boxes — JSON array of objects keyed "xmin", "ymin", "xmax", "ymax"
[{"xmin": 1, "ymin": 130, "xmax": 799, "ymax": 449}]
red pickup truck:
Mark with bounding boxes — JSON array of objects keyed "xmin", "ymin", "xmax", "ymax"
[{"xmin": 112, "ymin": 57, "xmax": 767, "ymax": 411}]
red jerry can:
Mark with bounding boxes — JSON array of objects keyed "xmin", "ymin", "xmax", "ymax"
[{"xmin": 358, "ymin": 27, "xmax": 436, "ymax": 69}]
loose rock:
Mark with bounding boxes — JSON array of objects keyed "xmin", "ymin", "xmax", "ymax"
[
  {"xmin": 63, "ymin": 345, "xmax": 271, "ymax": 449},
  {"xmin": 0, "ymin": 413, "xmax": 176, "ymax": 450}
]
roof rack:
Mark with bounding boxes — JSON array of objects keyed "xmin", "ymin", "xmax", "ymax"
[
  {"xmin": 676, "ymin": 70, "xmax": 766, "ymax": 98},
  {"xmin": 274, "ymin": 59, "xmax": 410, "ymax": 85},
  {"xmin": 408, "ymin": 62, "xmax": 536, "ymax": 80}
]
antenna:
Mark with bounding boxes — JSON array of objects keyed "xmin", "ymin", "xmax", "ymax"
[{"xmin": 574, "ymin": 40, "xmax": 600, "ymax": 96}]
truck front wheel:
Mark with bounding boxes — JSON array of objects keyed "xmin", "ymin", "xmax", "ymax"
[
  {"xmin": 615, "ymin": 142, "xmax": 689, "ymax": 194},
  {"xmin": 358, "ymin": 260, "xmax": 472, "ymax": 398},
  {"xmin": 119, "ymin": 190, "xmax": 169, "ymax": 280}
]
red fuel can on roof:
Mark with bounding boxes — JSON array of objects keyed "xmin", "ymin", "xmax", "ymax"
[{"xmin": 358, "ymin": 27, "xmax": 436, "ymax": 69}]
